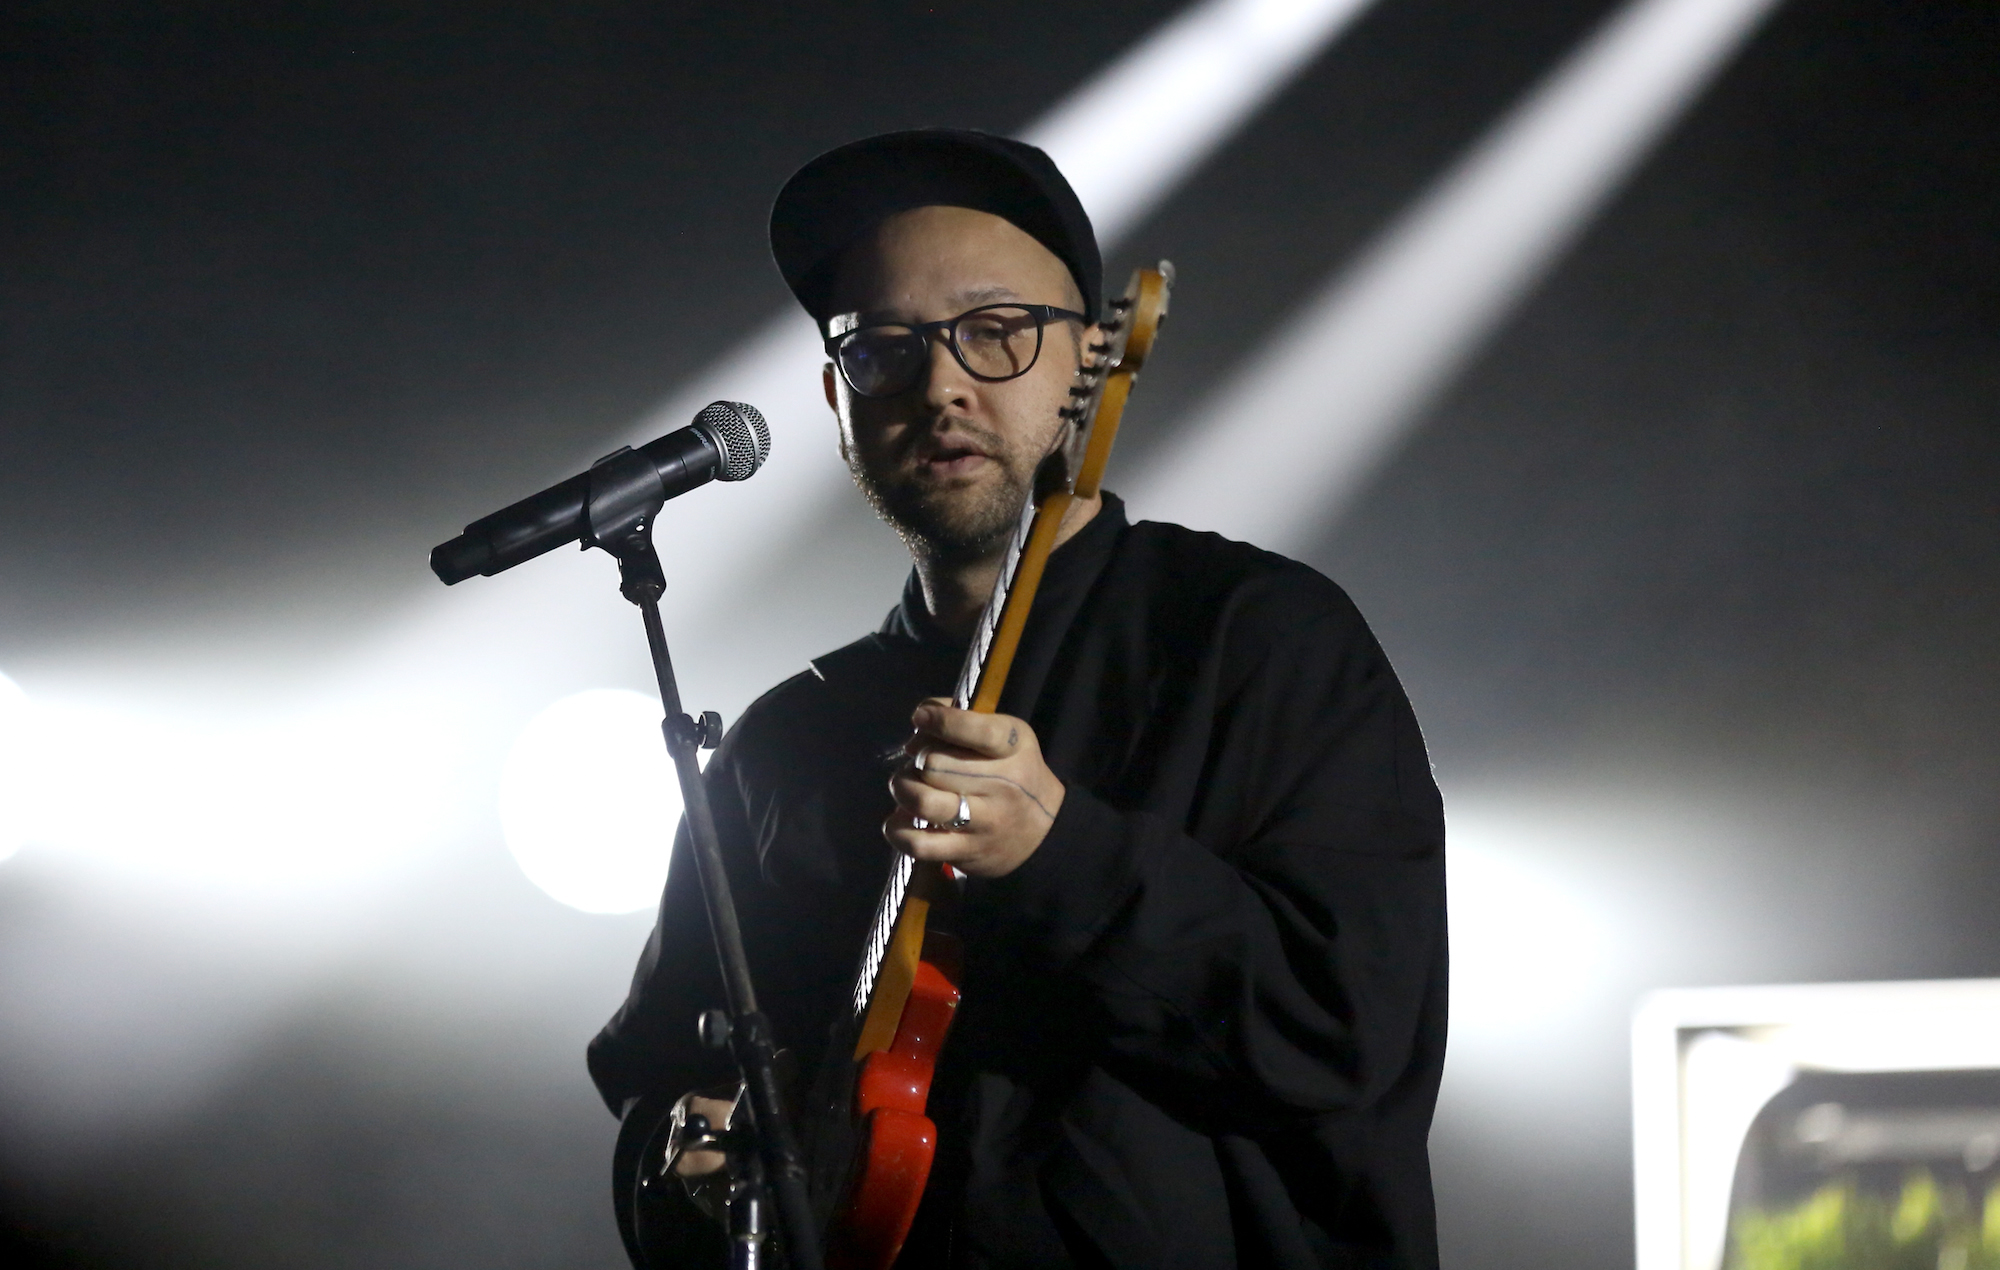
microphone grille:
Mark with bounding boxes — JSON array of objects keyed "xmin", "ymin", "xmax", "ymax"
[{"xmin": 695, "ymin": 400, "xmax": 771, "ymax": 482}]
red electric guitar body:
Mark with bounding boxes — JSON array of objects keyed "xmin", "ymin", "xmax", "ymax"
[{"xmin": 819, "ymin": 928, "xmax": 961, "ymax": 1268}]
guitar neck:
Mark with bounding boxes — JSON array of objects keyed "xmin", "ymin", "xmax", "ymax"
[
  {"xmin": 845, "ymin": 453, "xmax": 1068, "ymax": 1031},
  {"xmin": 952, "ymin": 495, "xmax": 1042, "ymax": 711}
]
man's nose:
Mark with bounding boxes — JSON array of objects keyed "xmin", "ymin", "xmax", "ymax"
[{"xmin": 921, "ymin": 330, "xmax": 975, "ymax": 407}]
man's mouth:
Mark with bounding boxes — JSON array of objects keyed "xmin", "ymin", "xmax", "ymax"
[{"xmin": 912, "ymin": 440, "xmax": 994, "ymax": 478}]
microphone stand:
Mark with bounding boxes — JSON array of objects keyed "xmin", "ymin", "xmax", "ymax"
[{"xmin": 583, "ymin": 448, "xmax": 823, "ymax": 1270}]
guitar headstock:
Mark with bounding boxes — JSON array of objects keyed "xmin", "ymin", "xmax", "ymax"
[
  {"xmin": 1055, "ymin": 261, "xmax": 1174, "ymax": 497},
  {"xmin": 1102, "ymin": 260, "xmax": 1174, "ymax": 374}
]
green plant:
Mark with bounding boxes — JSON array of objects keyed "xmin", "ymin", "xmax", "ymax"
[{"xmin": 1729, "ymin": 1172, "xmax": 2000, "ymax": 1270}]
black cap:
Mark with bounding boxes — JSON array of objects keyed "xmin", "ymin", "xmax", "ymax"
[{"xmin": 769, "ymin": 128, "xmax": 1102, "ymax": 328}]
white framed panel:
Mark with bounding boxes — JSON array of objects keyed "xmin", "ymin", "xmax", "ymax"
[{"xmin": 1632, "ymin": 978, "xmax": 2000, "ymax": 1270}]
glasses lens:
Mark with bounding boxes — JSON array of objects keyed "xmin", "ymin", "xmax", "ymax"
[
  {"xmin": 839, "ymin": 328, "xmax": 927, "ymax": 397},
  {"xmin": 954, "ymin": 306, "xmax": 1042, "ymax": 381}
]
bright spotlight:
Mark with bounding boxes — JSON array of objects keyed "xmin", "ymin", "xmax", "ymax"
[
  {"xmin": 498, "ymin": 689, "xmax": 682, "ymax": 915},
  {"xmin": 1447, "ymin": 839, "xmax": 1608, "ymax": 1033}
]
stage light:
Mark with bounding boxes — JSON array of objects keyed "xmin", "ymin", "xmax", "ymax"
[
  {"xmin": 1129, "ymin": 0, "xmax": 1787, "ymax": 549},
  {"xmin": 1447, "ymin": 837, "xmax": 1609, "ymax": 1034},
  {"xmin": 498, "ymin": 689, "xmax": 682, "ymax": 915}
]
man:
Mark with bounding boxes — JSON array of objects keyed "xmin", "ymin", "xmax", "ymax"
[{"xmin": 589, "ymin": 130, "xmax": 1448, "ymax": 1269}]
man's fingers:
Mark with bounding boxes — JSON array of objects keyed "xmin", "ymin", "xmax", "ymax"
[
  {"xmin": 892, "ymin": 761, "xmax": 997, "ymax": 800},
  {"xmin": 911, "ymin": 702, "xmax": 1026, "ymax": 759},
  {"xmin": 672, "ymin": 1093, "xmax": 737, "ymax": 1178},
  {"xmin": 905, "ymin": 740, "xmax": 984, "ymax": 768},
  {"xmin": 889, "ymin": 776, "xmax": 968, "ymax": 827},
  {"xmin": 886, "ymin": 816, "xmax": 987, "ymax": 865},
  {"xmin": 904, "ymin": 832, "xmax": 980, "ymax": 864}
]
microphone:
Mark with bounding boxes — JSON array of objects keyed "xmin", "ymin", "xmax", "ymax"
[{"xmin": 430, "ymin": 400, "xmax": 770, "ymax": 585}]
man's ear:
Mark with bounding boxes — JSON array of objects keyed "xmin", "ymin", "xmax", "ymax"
[{"xmin": 825, "ymin": 363, "xmax": 852, "ymax": 463}]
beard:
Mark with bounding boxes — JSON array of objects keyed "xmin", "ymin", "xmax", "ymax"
[{"xmin": 847, "ymin": 423, "xmax": 1038, "ymax": 564}]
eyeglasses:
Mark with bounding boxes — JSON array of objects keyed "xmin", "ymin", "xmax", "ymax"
[{"xmin": 826, "ymin": 303, "xmax": 1090, "ymax": 399}]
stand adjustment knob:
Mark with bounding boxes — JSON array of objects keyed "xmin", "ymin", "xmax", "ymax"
[
  {"xmin": 696, "ymin": 710, "xmax": 724, "ymax": 749},
  {"xmin": 698, "ymin": 1008, "xmax": 732, "ymax": 1051}
]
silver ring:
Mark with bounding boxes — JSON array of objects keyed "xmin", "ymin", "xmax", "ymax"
[{"xmin": 945, "ymin": 794, "xmax": 972, "ymax": 831}]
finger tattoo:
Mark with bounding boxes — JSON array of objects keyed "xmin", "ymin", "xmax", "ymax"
[
  {"xmin": 1007, "ymin": 726, "xmax": 1019, "ymax": 749},
  {"xmin": 919, "ymin": 763, "xmax": 1056, "ymax": 821}
]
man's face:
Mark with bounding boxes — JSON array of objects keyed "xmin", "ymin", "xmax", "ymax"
[{"xmin": 823, "ymin": 205, "xmax": 1094, "ymax": 562}]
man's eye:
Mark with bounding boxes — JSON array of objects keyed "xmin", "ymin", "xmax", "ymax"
[
  {"xmin": 959, "ymin": 321, "xmax": 1011, "ymax": 345},
  {"xmin": 856, "ymin": 332, "xmax": 917, "ymax": 356}
]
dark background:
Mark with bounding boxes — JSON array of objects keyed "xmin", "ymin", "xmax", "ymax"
[{"xmin": 2, "ymin": 1, "xmax": 1995, "ymax": 1266}]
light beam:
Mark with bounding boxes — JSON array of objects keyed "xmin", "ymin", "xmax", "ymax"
[{"xmin": 1126, "ymin": 0, "xmax": 1788, "ymax": 551}]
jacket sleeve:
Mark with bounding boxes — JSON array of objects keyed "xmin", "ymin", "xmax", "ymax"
[{"xmin": 959, "ymin": 572, "xmax": 1447, "ymax": 1125}]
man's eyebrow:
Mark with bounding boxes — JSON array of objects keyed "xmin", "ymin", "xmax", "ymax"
[
  {"xmin": 842, "ymin": 286, "xmax": 1026, "ymax": 328},
  {"xmin": 951, "ymin": 285, "xmax": 1022, "ymax": 306}
]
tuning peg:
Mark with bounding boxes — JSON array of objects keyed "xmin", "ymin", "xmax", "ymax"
[
  {"xmin": 1068, "ymin": 385, "xmax": 1093, "ymax": 399},
  {"xmin": 1089, "ymin": 341, "xmax": 1110, "ymax": 356},
  {"xmin": 1110, "ymin": 297, "xmax": 1134, "ymax": 311}
]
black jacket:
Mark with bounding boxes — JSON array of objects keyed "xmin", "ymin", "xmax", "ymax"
[{"xmin": 589, "ymin": 494, "xmax": 1448, "ymax": 1269}]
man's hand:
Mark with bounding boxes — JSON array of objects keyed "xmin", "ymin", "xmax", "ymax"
[
  {"xmin": 886, "ymin": 698, "xmax": 1065, "ymax": 878},
  {"xmin": 670, "ymin": 1091, "xmax": 737, "ymax": 1178}
]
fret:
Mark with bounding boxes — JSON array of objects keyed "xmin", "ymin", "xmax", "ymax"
[{"xmin": 851, "ymin": 853, "xmax": 913, "ymax": 1015}]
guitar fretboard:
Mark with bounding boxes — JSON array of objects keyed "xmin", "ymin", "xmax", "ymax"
[{"xmin": 847, "ymin": 495, "xmax": 1039, "ymax": 1019}]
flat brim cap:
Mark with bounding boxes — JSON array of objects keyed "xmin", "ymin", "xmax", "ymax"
[{"xmin": 770, "ymin": 129, "xmax": 1102, "ymax": 327}]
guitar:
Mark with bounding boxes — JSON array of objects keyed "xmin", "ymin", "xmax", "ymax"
[{"xmin": 620, "ymin": 262, "xmax": 1174, "ymax": 1269}]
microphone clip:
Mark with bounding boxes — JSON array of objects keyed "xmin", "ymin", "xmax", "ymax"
[{"xmin": 583, "ymin": 445, "xmax": 670, "ymax": 603}]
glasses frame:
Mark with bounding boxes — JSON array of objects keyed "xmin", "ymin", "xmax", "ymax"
[{"xmin": 825, "ymin": 303, "xmax": 1092, "ymax": 399}]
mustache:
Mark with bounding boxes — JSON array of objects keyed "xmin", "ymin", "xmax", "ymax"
[{"xmin": 902, "ymin": 418, "xmax": 1006, "ymax": 462}]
